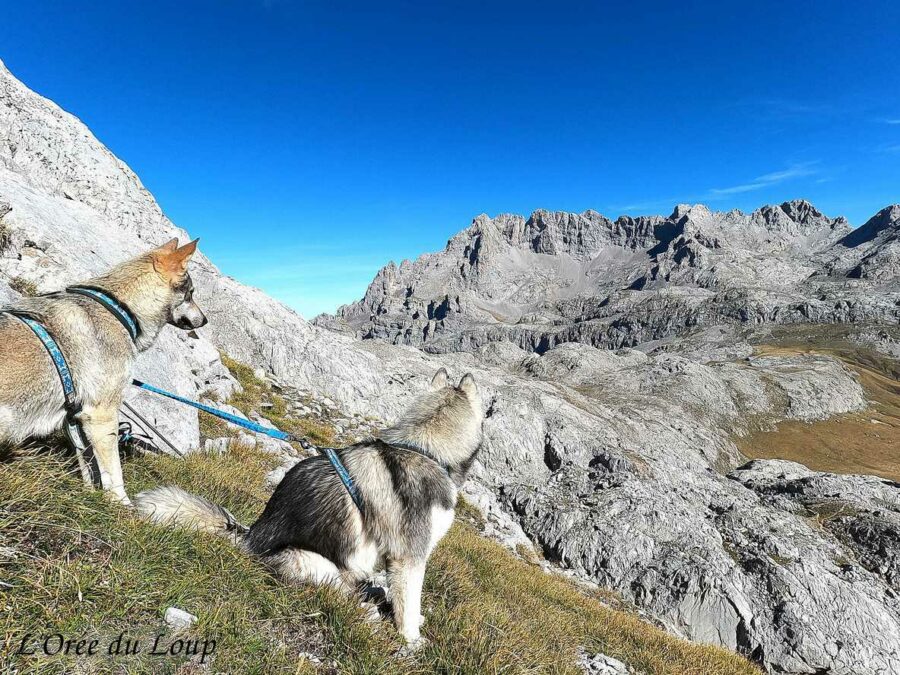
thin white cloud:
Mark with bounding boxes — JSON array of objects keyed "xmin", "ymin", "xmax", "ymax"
[
  {"xmin": 879, "ymin": 144, "xmax": 900, "ymax": 154},
  {"xmin": 612, "ymin": 199, "xmax": 674, "ymax": 213},
  {"xmin": 708, "ymin": 163, "xmax": 819, "ymax": 198},
  {"xmin": 612, "ymin": 162, "xmax": 822, "ymax": 215},
  {"xmin": 883, "ymin": 119, "xmax": 900, "ymax": 125}
]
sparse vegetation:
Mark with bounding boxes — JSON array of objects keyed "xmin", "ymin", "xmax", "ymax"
[
  {"xmin": 219, "ymin": 353, "xmax": 336, "ymax": 446},
  {"xmin": 737, "ymin": 340, "xmax": 900, "ymax": 482},
  {"xmin": 8, "ymin": 276, "xmax": 37, "ymax": 297},
  {"xmin": 197, "ymin": 407, "xmax": 236, "ymax": 441},
  {"xmin": 0, "ymin": 406, "xmax": 760, "ymax": 674},
  {"xmin": 0, "ymin": 221, "xmax": 10, "ymax": 254},
  {"xmin": 767, "ymin": 553, "xmax": 795, "ymax": 568}
]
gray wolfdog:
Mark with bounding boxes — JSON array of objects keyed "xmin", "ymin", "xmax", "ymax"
[
  {"xmin": 0, "ymin": 239, "xmax": 206, "ymax": 504},
  {"xmin": 135, "ymin": 368, "xmax": 484, "ymax": 644}
]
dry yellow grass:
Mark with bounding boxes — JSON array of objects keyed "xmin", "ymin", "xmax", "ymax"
[{"xmin": 739, "ymin": 344, "xmax": 900, "ymax": 481}]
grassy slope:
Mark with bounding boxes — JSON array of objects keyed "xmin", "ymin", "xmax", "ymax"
[
  {"xmin": 738, "ymin": 337, "xmax": 900, "ymax": 482},
  {"xmin": 0, "ymin": 361, "xmax": 758, "ymax": 674}
]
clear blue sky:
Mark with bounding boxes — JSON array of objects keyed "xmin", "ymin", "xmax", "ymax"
[{"xmin": 3, "ymin": 1, "xmax": 899, "ymax": 316}]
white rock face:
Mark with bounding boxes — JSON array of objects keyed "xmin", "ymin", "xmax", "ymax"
[{"xmin": 1, "ymin": 58, "xmax": 899, "ymax": 674}]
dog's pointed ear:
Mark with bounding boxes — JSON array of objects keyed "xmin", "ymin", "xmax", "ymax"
[
  {"xmin": 458, "ymin": 373, "xmax": 478, "ymax": 397},
  {"xmin": 152, "ymin": 239, "xmax": 199, "ymax": 276},
  {"xmin": 431, "ymin": 368, "xmax": 449, "ymax": 389},
  {"xmin": 156, "ymin": 238, "xmax": 179, "ymax": 253},
  {"xmin": 170, "ymin": 239, "xmax": 199, "ymax": 272}
]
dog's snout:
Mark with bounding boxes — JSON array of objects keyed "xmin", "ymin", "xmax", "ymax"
[{"xmin": 171, "ymin": 301, "xmax": 207, "ymax": 331}]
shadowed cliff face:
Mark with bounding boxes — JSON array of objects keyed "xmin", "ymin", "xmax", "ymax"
[
  {"xmin": 2, "ymin": 57, "xmax": 900, "ymax": 674},
  {"xmin": 318, "ymin": 201, "xmax": 900, "ymax": 356}
]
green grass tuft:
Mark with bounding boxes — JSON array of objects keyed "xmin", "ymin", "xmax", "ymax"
[
  {"xmin": 220, "ymin": 354, "xmax": 335, "ymax": 446},
  {"xmin": 8, "ymin": 276, "xmax": 38, "ymax": 297}
]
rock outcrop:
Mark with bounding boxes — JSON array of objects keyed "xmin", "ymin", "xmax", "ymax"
[{"xmin": 2, "ymin": 58, "xmax": 899, "ymax": 673}]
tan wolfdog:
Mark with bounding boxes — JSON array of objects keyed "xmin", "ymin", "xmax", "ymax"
[{"xmin": 0, "ymin": 239, "xmax": 205, "ymax": 504}]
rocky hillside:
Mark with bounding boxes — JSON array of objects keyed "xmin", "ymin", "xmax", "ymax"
[
  {"xmin": 319, "ymin": 202, "xmax": 900, "ymax": 354},
  {"xmin": 2, "ymin": 58, "xmax": 899, "ymax": 674}
]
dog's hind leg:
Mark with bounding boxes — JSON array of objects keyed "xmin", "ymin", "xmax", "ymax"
[
  {"xmin": 387, "ymin": 557, "xmax": 427, "ymax": 644},
  {"xmin": 80, "ymin": 405, "xmax": 130, "ymax": 505},
  {"xmin": 268, "ymin": 548, "xmax": 354, "ymax": 593}
]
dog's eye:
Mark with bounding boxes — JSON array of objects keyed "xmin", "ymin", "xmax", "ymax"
[{"xmin": 173, "ymin": 276, "xmax": 192, "ymax": 298}]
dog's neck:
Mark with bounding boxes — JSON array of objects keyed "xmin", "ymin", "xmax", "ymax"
[
  {"xmin": 84, "ymin": 266, "xmax": 172, "ymax": 352},
  {"xmin": 377, "ymin": 425, "xmax": 482, "ymax": 487}
]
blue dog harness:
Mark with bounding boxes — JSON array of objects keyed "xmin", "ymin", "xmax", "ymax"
[
  {"xmin": 66, "ymin": 285, "xmax": 140, "ymax": 341},
  {"xmin": 2, "ymin": 286, "xmax": 140, "ymax": 487}
]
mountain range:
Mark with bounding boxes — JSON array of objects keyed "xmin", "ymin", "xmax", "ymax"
[{"xmin": 320, "ymin": 201, "xmax": 900, "ymax": 354}]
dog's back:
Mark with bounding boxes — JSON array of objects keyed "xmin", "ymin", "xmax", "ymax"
[{"xmin": 244, "ymin": 451, "xmax": 361, "ymax": 565}]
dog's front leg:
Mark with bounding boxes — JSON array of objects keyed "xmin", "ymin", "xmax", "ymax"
[
  {"xmin": 388, "ymin": 558, "xmax": 427, "ymax": 644},
  {"xmin": 80, "ymin": 405, "xmax": 130, "ymax": 505}
]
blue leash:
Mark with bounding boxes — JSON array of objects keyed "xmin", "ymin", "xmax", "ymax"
[
  {"xmin": 131, "ymin": 379, "xmax": 364, "ymax": 512},
  {"xmin": 133, "ymin": 379, "xmax": 293, "ymax": 442}
]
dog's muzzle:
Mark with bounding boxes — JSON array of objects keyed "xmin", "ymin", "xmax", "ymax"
[{"xmin": 172, "ymin": 302, "xmax": 207, "ymax": 330}]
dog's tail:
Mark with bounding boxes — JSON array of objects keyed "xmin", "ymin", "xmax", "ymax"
[{"xmin": 134, "ymin": 486, "xmax": 249, "ymax": 537}]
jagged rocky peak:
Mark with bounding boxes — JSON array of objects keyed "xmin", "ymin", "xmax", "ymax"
[
  {"xmin": 322, "ymin": 198, "xmax": 900, "ymax": 355},
  {"xmin": 451, "ymin": 208, "xmax": 662, "ymax": 261},
  {"xmin": 757, "ymin": 199, "xmax": 846, "ymax": 229},
  {"xmin": 451, "ymin": 200, "xmax": 849, "ymax": 267},
  {"xmin": 842, "ymin": 203, "xmax": 900, "ymax": 247},
  {"xmin": 665, "ymin": 200, "xmax": 849, "ymax": 251}
]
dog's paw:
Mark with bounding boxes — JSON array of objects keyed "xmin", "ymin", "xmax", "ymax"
[
  {"xmin": 105, "ymin": 490, "xmax": 132, "ymax": 507},
  {"xmin": 419, "ymin": 613, "xmax": 426, "ymax": 628},
  {"xmin": 398, "ymin": 636, "xmax": 429, "ymax": 656}
]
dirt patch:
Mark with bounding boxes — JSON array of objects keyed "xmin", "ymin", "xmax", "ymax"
[{"xmin": 737, "ymin": 343, "xmax": 900, "ymax": 482}]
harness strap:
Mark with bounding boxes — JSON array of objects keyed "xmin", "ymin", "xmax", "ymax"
[
  {"xmin": 322, "ymin": 447, "xmax": 364, "ymax": 512},
  {"xmin": 377, "ymin": 437, "xmax": 451, "ymax": 472},
  {"xmin": 66, "ymin": 286, "xmax": 140, "ymax": 342},
  {"xmin": 11, "ymin": 314, "xmax": 78, "ymax": 411},
  {"xmin": 5, "ymin": 311, "xmax": 102, "ymax": 487}
]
